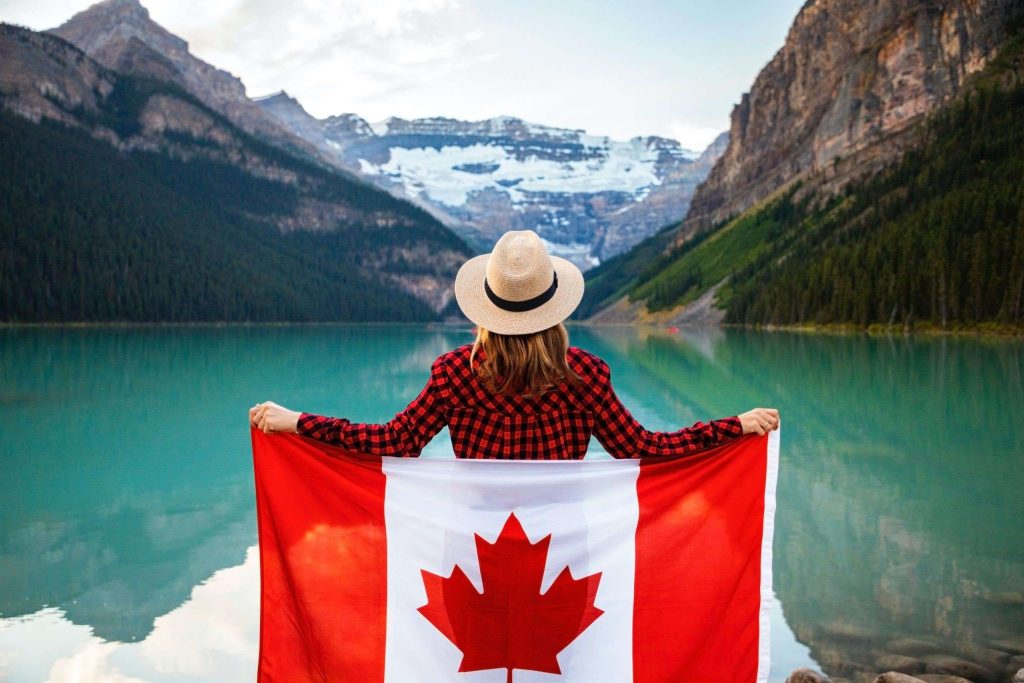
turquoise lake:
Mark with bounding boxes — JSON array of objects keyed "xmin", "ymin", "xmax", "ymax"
[{"xmin": 1, "ymin": 323, "xmax": 1022, "ymax": 682}]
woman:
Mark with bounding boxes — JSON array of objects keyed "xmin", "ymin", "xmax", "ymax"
[{"xmin": 249, "ymin": 229, "xmax": 779, "ymax": 458}]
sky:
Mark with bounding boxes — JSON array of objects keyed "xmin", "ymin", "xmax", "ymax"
[{"xmin": 0, "ymin": 0, "xmax": 806, "ymax": 151}]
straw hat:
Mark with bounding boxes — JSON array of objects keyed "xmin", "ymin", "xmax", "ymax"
[{"xmin": 454, "ymin": 229, "xmax": 585, "ymax": 335}]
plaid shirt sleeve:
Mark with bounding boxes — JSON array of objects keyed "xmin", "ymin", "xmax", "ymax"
[
  {"xmin": 589, "ymin": 358, "xmax": 745, "ymax": 459},
  {"xmin": 295, "ymin": 356, "xmax": 449, "ymax": 457}
]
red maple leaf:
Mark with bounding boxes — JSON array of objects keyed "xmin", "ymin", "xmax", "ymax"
[{"xmin": 418, "ymin": 512, "xmax": 604, "ymax": 683}]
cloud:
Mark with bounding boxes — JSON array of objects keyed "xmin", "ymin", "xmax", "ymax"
[
  {"xmin": 0, "ymin": 0, "xmax": 786, "ymax": 145},
  {"xmin": 0, "ymin": 0, "xmax": 492, "ymax": 118},
  {"xmin": 667, "ymin": 121, "xmax": 724, "ymax": 151},
  {"xmin": 45, "ymin": 641, "xmax": 149, "ymax": 683},
  {"xmin": 286, "ymin": 0, "xmax": 459, "ymax": 38},
  {"xmin": 0, "ymin": 0, "xmax": 85, "ymax": 29},
  {"xmin": 0, "ymin": 548, "xmax": 259, "ymax": 682},
  {"xmin": 131, "ymin": 0, "xmax": 492, "ymax": 118}
]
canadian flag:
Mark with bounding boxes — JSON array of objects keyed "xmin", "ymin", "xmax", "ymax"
[{"xmin": 250, "ymin": 427, "xmax": 780, "ymax": 683}]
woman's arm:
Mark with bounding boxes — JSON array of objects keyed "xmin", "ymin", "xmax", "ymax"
[
  {"xmin": 255, "ymin": 356, "xmax": 450, "ymax": 457},
  {"xmin": 589, "ymin": 359, "xmax": 746, "ymax": 459}
]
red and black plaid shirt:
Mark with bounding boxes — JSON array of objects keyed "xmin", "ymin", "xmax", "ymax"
[{"xmin": 297, "ymin": 344, "xmax": 744, "ymax": 460}]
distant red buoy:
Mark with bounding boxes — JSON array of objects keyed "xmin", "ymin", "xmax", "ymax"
[{"xmin": 667, "ymin": 326, "xmax": 679, "ymax": 333}]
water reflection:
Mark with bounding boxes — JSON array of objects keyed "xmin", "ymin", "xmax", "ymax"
[
  {"xmin": 0, "ymin": 324, "xmax": 465, "ymax": 645},
  {"xmin": 1, "ymin": 324, "xmax": 1022, "ymax": 682},
  {"xmin": 590, "ymin": 328, "xmax": 1024, "ymax": 681},
  {"xmin": 0, "ymin": 547, "xmax": 258, "ymax": 682}
]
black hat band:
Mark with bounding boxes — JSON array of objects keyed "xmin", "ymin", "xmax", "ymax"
[{"xmin": 484, "ymin": 271, "xmax": 558, "ymax": 312}]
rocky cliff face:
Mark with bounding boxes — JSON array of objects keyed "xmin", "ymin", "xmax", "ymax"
[
  {"xmin": 681, "ymin": 0, "xmax": 1023, "ymax": 239},
  {"xmin": 49, "ymin": 0, "xmax": 319, "ymax": 162},
  {"xmin": 1, "ymin": 24, "xmax": 299, "ymax": 184},
  {"xmin": 257, "ymin": 91, "xmax": 726, "ymax": 269},
  {"xmin": 0, "ymin": 23, "xmax": 115, "ymax": 127}
]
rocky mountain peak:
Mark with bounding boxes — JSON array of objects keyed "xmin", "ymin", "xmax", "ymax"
[
  {"xmin": 323, "ymin": 112, "xmax": 375, "ymax": 138},
  {"xmin": 687, "ymin": 131, "xmax": 729, "ymax": 175},
  {"xmin": 52, "ymin": 0, "xmax": 188, "ymax": 59},
  {"xmin": 83, "ymin": 0, "xmax": 150, "ymax": 21},
  {"xmin": 253, "ymin": 90, "xmax": 346, "ymax": 153},
  {"xmin": 253, "ymin": 90, "xmax": 308, "ymax": 116},
  {"xmin": 48, "ymin": 0, "xmax": 319, "ymax": 158},
  {"xmin": 255, "ymin": 90, "xmax": 298, "ymax": 106}
]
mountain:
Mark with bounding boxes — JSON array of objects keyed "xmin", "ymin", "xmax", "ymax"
[
  {"xmin": 47, "ymin": 0, "xmax": 321, "ymax": 163},
  {"xmin": 0, "ymin": 23, "xmax": 472, "ymax": 322},
  {"xmin": 680, "ymin": 0, "xmax": 1023, "ymax": 239},
  {"xmin": 579, "ymin": 0, "xmax": 1024, "ymax": 332},
  {"xmin": 45, "ymin": 0, "xmax": 725, "ymax": 272},
  {"xmin": 256, "ymin": 91, "xmax": 725, "ymax": 269}
]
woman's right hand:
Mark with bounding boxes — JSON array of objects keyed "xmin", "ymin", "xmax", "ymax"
[
  {"xmin": 249, "ymin": 401, "xmax": 301, "ymax": 434},
  {"xmin": 738, "ymin": 408, "xmax": 780, "ymax": 435}
]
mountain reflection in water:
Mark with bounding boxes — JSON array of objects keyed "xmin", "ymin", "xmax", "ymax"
[{"xmin": 0, "ymin": 325, "xmax": 1021, "ymax": 682}]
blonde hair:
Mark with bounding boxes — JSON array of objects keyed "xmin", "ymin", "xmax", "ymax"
[{"xmin": 470, "ymin": 322, "xmax": 584, "ymax": 397}]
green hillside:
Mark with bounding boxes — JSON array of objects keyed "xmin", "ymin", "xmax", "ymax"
[
  {"xmin": 0, "ymin": 110, "xmax": 461, "ymax": 322},
  {"xmin": 0, "ymin": 51, "xmax": 477, "ymax": 325},
  {"xmin": 571, "ymin": 223, "xmax": 680, "ymax": 319},
  {"xmin": 582, "ymin": 28, "xmax": 1024, "ymax": 333}
]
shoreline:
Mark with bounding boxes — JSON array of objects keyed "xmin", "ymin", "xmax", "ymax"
[
  {"xmin": 1, "ymin": 318, "xmax": 1022, "ymax": 339},
  {"xmin": 574, "ymin": 319, "xmax": 1024, "ymax": 339},
  {"xmin": 0, "ymin": 320, "xmax": 444, "ymax": 329},
  {"xmin": 721, "ymin": 320, "xmax": 1024, "ymax": 339}
]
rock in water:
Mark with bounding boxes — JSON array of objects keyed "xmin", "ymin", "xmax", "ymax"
[
  {"xmin": 921, "ymin": 653, "xmax": 994, "ymax": 680},
  {"xmin": 873, "ymin": 673, "xmax": 926, "ymax": 683},
  {"xmin": 786, "ymin": 669, "xmax": 833, "ymax": 683},
  {"xmin": 874, "ymin": 654, "xmax": 926, "ymax": 674},
  {"xmin": 996, "ymin": 639, "xmax": 1024, "ymax": 656},
  {"xmin": 885, "ymin": 638, "xmax": 945, "ymax": 656}
]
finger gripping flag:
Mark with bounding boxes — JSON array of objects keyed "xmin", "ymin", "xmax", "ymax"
[{"xmin": 251, "ymin": 426, "xmax": 780, "ymax": 683}]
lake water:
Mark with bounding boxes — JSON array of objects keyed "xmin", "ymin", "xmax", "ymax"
[{"xmin": 1, "ymin": 324, "xmax": 1022, "ymax": 682}]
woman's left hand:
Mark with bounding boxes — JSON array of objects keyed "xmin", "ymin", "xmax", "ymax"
[
  {"xmin": 250, "ymin": 401, "xmax": 301, "ymax": 434},
  {"xmin": 738, "ymin": 407, "xmax": 780, "ymax": 435}
]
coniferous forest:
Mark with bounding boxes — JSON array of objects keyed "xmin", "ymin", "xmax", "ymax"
[
  {"xmin": 724, "ymin": 67, "xmax": 1024, "ymax": 329},
  {"xmin": 0, "ymin": 110, "xmax": 452, "ymax": 323}
]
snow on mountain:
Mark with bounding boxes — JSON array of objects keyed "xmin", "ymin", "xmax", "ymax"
[
  {"xmin": 359, "ymin": 137, "xmax": 663, "ymax": 208},
  {"xmin": 256, "ymin": 93, "xmax": 725, "ymax": 269}
]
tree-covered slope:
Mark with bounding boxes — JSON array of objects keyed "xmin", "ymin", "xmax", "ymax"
[
  {"xmin": 725, "ymin": 68, "xmax": 1024, "ymax": 329},
  {"xmin": 0, "ymin": 23, "xmax": 472, "ymax": 322},
  {"xmin": 582, "ymin": 27, "xmax": 1024, "ymax": 332},
  {"xmin": 571, "ymin": 223, "xmax": 680, "ymax": 320},
  {"xmin": 0, "ymin": 110, "xmax": 441, "ymax": 322}
]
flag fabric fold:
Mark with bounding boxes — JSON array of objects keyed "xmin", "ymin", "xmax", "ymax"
[{"xmin": 251, "ymin": 426, "xmax": 780, "ymax": 683}]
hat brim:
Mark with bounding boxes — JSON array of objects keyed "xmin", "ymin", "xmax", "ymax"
[{"xmin": 453, "ymin": 254, "xmax": 585, "ymax": 335}]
